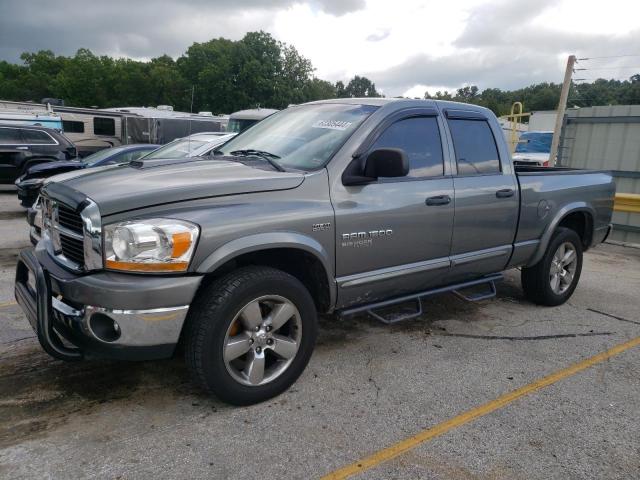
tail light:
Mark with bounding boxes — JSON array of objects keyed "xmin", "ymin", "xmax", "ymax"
[{"xmin": 542, "ymin": 160, "xmax": 549, "ymax": 167}]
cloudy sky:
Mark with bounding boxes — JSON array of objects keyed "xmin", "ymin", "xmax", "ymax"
[{"xmin": 1, "ymin": 0, "xmax": 639, "ymax": 97}]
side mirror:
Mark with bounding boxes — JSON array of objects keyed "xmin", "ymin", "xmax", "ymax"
[
  {"xmin": 364, "ymin": 148, "xmax": 409, "ymax": 178},
  {"xmin": 342, "ymin": 148, "xmax": 409, "ymax": 186}
]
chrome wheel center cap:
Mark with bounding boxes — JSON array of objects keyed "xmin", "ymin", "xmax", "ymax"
[{"xmin": 255, "ymin": 331, "xmax": 268, "ymax": 346}]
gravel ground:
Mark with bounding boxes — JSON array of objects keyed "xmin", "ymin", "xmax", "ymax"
[{"xmin": 0, "ymin": 190, "xmax": 639, "ymax": 479}]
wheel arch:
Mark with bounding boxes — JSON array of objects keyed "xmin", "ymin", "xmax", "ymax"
[
  {"xmin": 527, "ymin": 203, "xmax": 595, "ymax": 267},
  {"xmin": 195, "ymin": 232, "xmax": 336, "ymax": 313},
  {"xmin": 21, "ymin": 155, "xmax": 59, "ymax": 174}
]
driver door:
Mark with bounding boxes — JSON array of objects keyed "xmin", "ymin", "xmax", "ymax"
[{"xmin": 331, "ymin": 110, "xmax": 455, "ymax": 308}]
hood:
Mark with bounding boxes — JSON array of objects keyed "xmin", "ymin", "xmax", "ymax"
[
  {"xmin": 43, "ymin": 163, "xmax": 120, "ymax": 185},
  {"xmin": 23, "ymin": 160, "xmax": 86, "ymax": 179},
  {"xmin": 49, "ymin": 158, "xmax": 305, "ymax": 215}
]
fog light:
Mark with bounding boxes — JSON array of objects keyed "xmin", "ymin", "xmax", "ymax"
[{"xmin": 89, "ymin": 313, "xmax": 121, "ymax": 342}]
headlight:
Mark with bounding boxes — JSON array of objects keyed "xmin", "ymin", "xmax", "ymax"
[{"xmin": 104, "ymin": 218, "xmax": 199, "ymax": 273}]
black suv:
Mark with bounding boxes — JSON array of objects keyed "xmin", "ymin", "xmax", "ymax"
[{"xmin": 0, "ymin": 124, "xmax": 77, "ymax": 184}]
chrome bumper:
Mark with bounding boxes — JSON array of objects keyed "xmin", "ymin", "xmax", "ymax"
[
  {"xmin": 15, "ymin": 247, "xmax": 200, "ymax": 361},
  {"xmin": 52, "ymin": 297, "xmax": 189, "ymax": 347}
]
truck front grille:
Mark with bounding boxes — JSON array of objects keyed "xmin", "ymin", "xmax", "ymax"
[
  {"xmin": 57, "ymin": 204, "xmax": 84, "ymax": 234},
  {"xmin": 60, "ymin": 235, "xmax": 85, "ymax": 265},
  {"xmin": 42, "ymin": 196, "xmax": 85, "ymax": 270}
]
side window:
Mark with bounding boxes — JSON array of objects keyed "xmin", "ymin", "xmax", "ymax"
[
  {"xmin": 448, "ymin": 119, "xmax": 500, "ymax": 175},
  {"xmin": 62, "ymin": 120, "xmax": 85, "ymax": 133},
  {"xmin": 94, "ymin": 117, "xmax": 115, "ymax": 136},
  {"xmin": 21, "ymin": 129, "xmax": 55, "ymax": 144},
  {"xmin": 371, "ymin": 116, "xmax": 444, "ymax": 178},
  {"xmin": 0, "ymin": 127, "xmax": 22, "ymax": 144}
]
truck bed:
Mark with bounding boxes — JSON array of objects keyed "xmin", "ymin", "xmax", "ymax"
[{"xmin": 513, "ymin": 166, "xmax": 615, "ymax": 260}]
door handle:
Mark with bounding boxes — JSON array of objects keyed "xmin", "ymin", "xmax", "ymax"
[
  {"xmin": 15, "ymin": 146, "xmax": 29, "ymax": 150},
  {"xmin": 495, "ymin": 188, "xmax": 515, "ymax": 198},
  {"xmin": 426, "ymin": 195, "xmax": 451, "ymax": 206}
]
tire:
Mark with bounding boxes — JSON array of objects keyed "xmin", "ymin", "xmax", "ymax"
[
  {"xmin": 184, "ymin": 266, "xmax": 318, "ymax": 405},
  {"xmin": 521, "ymin": 227, "xmax": 583, "ymax": 306}
]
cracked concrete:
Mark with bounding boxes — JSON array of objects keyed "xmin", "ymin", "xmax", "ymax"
[{"xmin": 0, "ymin": 190, "xmax": 639, "ymax": 479}]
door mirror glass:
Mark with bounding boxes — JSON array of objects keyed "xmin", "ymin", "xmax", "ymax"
[
  {"xmin": 342, "ymin": 148, "xmax": 409, "ymax": 186},
  {"xmin": 364, "ymin": 148, "xmax": 409, "ymax": 178}
]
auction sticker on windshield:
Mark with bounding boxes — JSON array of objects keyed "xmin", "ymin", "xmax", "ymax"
[{"xmin": 312, "ymin": 120, "xmax": 353, "ymax": 130}]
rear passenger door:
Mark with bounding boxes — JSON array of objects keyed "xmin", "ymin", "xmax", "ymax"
[
  {"xmin": 443, "ymin": 110, "xmax": 518, "ymax": 282},
  {"xmin": 333, "ymin": 109, "xmax": 455, "ymax": 307}
]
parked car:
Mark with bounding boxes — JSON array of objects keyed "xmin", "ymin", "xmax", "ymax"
[
  {"xmin": 512, "ymin": 131, "xmax": 553, "ymax": 167},
  {"xmin": 0, "ymin": 123, "xmax": 76, "ymax": 184},
  {"xmin": 16, "ymin": 99, "xmax": 614, "ymax": 406},
  {"xmin": 15, "ymin": 144, "xmax": 159, "ymax": 207},
  {"xmin": 138, "ymin": 132, "xmax": 236, "ymax": 160}
]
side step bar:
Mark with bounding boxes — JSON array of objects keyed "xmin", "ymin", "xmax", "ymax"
[{"xmin": 338, "ymin": 273, "xmax": 503, "ymax": 325}]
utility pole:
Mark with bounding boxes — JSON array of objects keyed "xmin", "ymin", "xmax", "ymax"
[{"xmin": 549, "ymin": 54, "xmax": 576, "ymax": 166}]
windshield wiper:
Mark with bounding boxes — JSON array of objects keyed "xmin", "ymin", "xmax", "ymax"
[{"xmin": 229, "ymin": 149, "xmax": 285, "ymax": 172}]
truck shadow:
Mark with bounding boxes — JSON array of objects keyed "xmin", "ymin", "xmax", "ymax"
[
  {"xmin": 0, "ymin": 344, "xmax": 202, "ymax": 449},
  {"xmin": 317, "ymin": 273, "xmax": 526, "ymax": 350}
]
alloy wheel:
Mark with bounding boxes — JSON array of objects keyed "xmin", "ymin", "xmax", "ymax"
[
  {"xmin": 222, "ymin": 295, "xmax": 302, "ymax": 386},
  {"xmin": 549, "ymin": 241, "xmax": 578, "ymax": 294}
]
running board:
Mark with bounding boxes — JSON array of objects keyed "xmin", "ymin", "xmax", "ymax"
[{"xmin": 338, "ymin": 273, "xmax": 503, "ymax": 325}]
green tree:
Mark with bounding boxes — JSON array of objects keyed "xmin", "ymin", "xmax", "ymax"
[
  {"xmin": 432, "ymin": 90, "xmax": 453, "ymax": 100},
  {"xmin": 177, "ymin": 31, "xmax": 319, "ymax": 112},
  {"xmin": 49, "ymin": 49, "xmax": 114, "ymax": 107},
  {"xmin": 275, "ymin": 45, "xmax": 315, "ymax": 106},
  {"xmin": 0, "ymin": 61, "xmax": 29, "ymax": 100},
  {"xmin": 2, "ymin": 35, "xmax": 639, "ymax": 115},
  {"xmin": 178, "ymin": 37, "xmax": 241, "ymax": 113},
  {"xmin": 303, "ymin": 78, "xmax": 337, "ymax": 102},
  {"xmin": 455, "ymin": 85, "xmax": 479, "ymax": 101},
  {"xmin": 343, "ymin": 75, "xmax": 381, "ymax": 97}
]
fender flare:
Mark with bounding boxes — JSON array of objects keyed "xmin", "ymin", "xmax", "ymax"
[
  {"xmin": 195, "ymin": 232, "xmax": 337, "ymax": 308},
  {"xmin": 526, "ymin": 202, "xmax": 596, "ymax": 267}
]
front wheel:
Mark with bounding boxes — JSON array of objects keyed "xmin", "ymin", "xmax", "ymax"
[
  {"xmin": 521, "ymin": 227, "xmax": 583, "ymax": 306},
  {"xmin": 184, "ymin": 266, "xmax": 317, "ymax": 405}
]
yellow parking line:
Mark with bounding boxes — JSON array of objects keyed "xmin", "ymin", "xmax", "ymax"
[
  {"xmin": 321, "ymin": 335, "xmax": 640, "ymax": 480},
  {"xmin": 0, "ymin": 300, "xmax": 17, "ymax": 308}
]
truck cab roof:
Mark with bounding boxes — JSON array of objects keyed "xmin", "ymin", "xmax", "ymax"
[{"xmin": 306, "ymin": 97, "xmax": 493, "ymax": 114}]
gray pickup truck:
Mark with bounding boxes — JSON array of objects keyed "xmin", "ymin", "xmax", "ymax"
[{"xmin": 15, "ymin": 98, "xmax": 615, "ymax": 405}]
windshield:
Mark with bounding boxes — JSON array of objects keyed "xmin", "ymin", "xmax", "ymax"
[
  {"xmin": 217, "ymin": 103, "xmax": 378, "ymax": 170},
  {"xmin": 142, "ymin": 138, "xmax": 208, "ymax": 159},
  {"xmin": 515, "ymin": 132, "xmax": 552, "ymax": 154},
  {"xmin": 82, "ymin": 147, "xmax": 126, "ymax": 165}
]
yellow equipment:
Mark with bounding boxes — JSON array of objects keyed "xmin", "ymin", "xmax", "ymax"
[{"xmin": 500, "ymin": 102, "xmax": 531, "ymax": 154}]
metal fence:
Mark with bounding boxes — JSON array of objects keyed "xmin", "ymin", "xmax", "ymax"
[{"xmin": 558, "ymin": 105, "xmax": 640, "ymax": 244}]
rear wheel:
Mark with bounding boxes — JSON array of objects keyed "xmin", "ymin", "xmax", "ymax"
[
  {"xmin": 184, "ymin": 266, "xmax": 317, "ymax": 405},
  {"xmin": 521, "ymin": 227, "xmax": 583, "ymax": 306}
]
